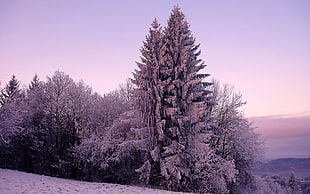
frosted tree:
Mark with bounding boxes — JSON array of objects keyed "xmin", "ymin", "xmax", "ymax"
[
  {"xmin": 0, "ymin": 75, "xmax": 23, "ymax": 106},
  {"xmin": 132, "ymin": 18, "xmax": 165, "ymax": 185},
  {"xmin": 0, "ymin": 82, "xmax": 4, "ymax": 106},
  {"xmin": 0, "ymin": 75, "xmax": 25, "ymax": 145},
  {"xmin": 24, "ymin": 74, "xmax": 45, "ymax": 128},
  {"xmin": 132, "ymin": 6, "xmax": 213, "ymax": 191},
  {"xmin": 115, "ymin": 79, "xmax": 135, "ymax": 104},
  {"xmin": 194, "ymin": 150, "xmax": 236, "ymax": 193},
  {"xmin": 132, "ymin": 18, "xmax": 163, "ymax": 128},
  {"xmin": 208, "ymin": 80, "xmax": 263, "ymax": 192},
  {"xmin": 287, "ymin": 172, "xmax": 302, "ymax": 194},
  {"xmin": 29, "ymin": 74, "xmax": 41, "ymax": 90},
  {"xmin": 158, "ymin": 7, "xmax": 213, "ymax": 190},
  {"xmin": 0, "ymin": 76, "xmax": 27, "ymax": 170}
]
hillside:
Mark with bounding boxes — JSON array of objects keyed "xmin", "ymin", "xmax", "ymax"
[
  {"xmin": 0, "ymin": 169, "xmax": 193, "ymax": 194},
  {"xmin": 254, "ymin": 158, "xmax": 310, "ymax": 179}
]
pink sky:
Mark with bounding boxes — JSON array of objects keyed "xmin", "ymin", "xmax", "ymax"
[
  {"xmin": 250, "ymin": 112, "xmax": 310, "ymax": 159},
  {"xmin": 1, "ymin": 0, "xmax": 309, "ymax": 118},
  {"xmin": 250, "ymin": 112, "xmax": 310, "ymax": 138}
]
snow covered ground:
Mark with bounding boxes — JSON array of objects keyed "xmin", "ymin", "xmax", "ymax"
[{"xmin": 0, "ymin": 168, "xmax": 192, "ymax": 194}]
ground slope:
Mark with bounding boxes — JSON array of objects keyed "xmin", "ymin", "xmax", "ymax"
[
  {"xmin": 254, "ymin": 158, "xmax": 310, "ymax": 179},
  {"xmin": 0, "ymin": 168, "xmax": 192, "ymax": 194}
]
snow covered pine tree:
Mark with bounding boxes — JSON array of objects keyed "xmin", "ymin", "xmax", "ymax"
[
  {"xmin": 132, "ymin": 6, "xmax": 213, "ymax": 191},
  {"xmin": 0, "ymin": 75, "xmax": 22, "ymax": 106},
  {"xmin": 287, "ymin": 172, "xmax": 302, "ymax": 194}
]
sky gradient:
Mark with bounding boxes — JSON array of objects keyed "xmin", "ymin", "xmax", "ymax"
[
  {"xmin": 1, "ymin": 0, "xmax": 309, "ymax": 117},
  {"xmin": 250, "ymin": 112, "xmax": 310, "ymax": 159},
  {"xmin": 1, "ymin": 1, "xmax": 309, "ymax": 159}
]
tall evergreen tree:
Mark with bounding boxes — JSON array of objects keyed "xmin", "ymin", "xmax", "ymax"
[
  {"xmin": 162, "ymin": 6, "xmax": 211, "ymax": 151},
  {"xmin": 132, "ymin": 6, "xmax": 212, "ymax": 191},
  {"xmin": 132, "ymin": 18, "xmax": 163, "ymax": 130},
  {"xmin": 132, "ymin": 18, "xmax": 165, "ymax": 185}
]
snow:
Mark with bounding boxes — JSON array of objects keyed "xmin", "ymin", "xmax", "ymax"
[{"xmin": 0, "ymin": 168, "xmax": 192, "ymax": 194}]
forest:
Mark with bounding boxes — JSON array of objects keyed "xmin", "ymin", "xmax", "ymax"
[{"xmin": 0, "ymin": 7, "xmax": 306, "ymax": 194}]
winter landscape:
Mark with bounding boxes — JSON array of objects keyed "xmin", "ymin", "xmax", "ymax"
[{"xmin": 1, "ymin": 1, "xmax": 309, "ymax": 194}]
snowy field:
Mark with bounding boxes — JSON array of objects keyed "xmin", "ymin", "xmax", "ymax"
[{"xmin": 0, "ymin": 168, "xmax": 192, "ymax": 194}]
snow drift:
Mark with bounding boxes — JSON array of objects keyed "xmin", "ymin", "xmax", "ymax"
[{"xmin": 0, "ymin": 168, "xmax": 192, "ymax": 194}]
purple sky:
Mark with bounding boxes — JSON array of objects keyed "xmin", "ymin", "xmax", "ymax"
[
  {"xmin": 1, "ymin": 0, "xmax": 309, "ymax": 118},
  {"xmin": 250, "ymin": 112, "xmax": 310, "ymax": 159}
]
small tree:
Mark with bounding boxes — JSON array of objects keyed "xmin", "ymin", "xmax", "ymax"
[
  {"xmin": 0, "ymin": 75, "xmax": 23, "ymax": 106},
  {"xmin": 287, "ymin": 172, "xmax": 302, "ymax": 194},
  {"xmin": 29, "ymin": 74, "xmax": 41, "ymax": 90}
]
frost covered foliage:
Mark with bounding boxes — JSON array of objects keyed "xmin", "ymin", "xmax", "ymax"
[
  {"xmin": 237, "ymin": 175, "xmax": 286, "ymax": 194},
  {"xmin": 194, "ymin": 150, "xmax": 237, "ymax": 193},
  {"xmin": 0, "ymin": 75, "xmax": 28, "ymax": 170},
  {"xmin": 0, "ymin": 75, "xmax": 25, "ymax": 146},
  {"xmin": 131, "ymin": 6, "xmax": 234, "ymax": 193},
  {"xmin": 286, "ymin": 172, "xmax": 302, "ymax": 194},
  {"xmin": 0, "ymin": 72, "xmax": 130, "ymax": 178},
  {"xmin": 73, "ymin": 110, "xmax": 145, "ymax": 184},
  {"xmin": 209, "ymin": 81, "xmax": 263, "ymax": 192}
]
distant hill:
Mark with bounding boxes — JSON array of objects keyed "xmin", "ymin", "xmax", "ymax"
[{"xmin": 254, "ymin": 158, "xmax": 310, "ymax": 179}]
